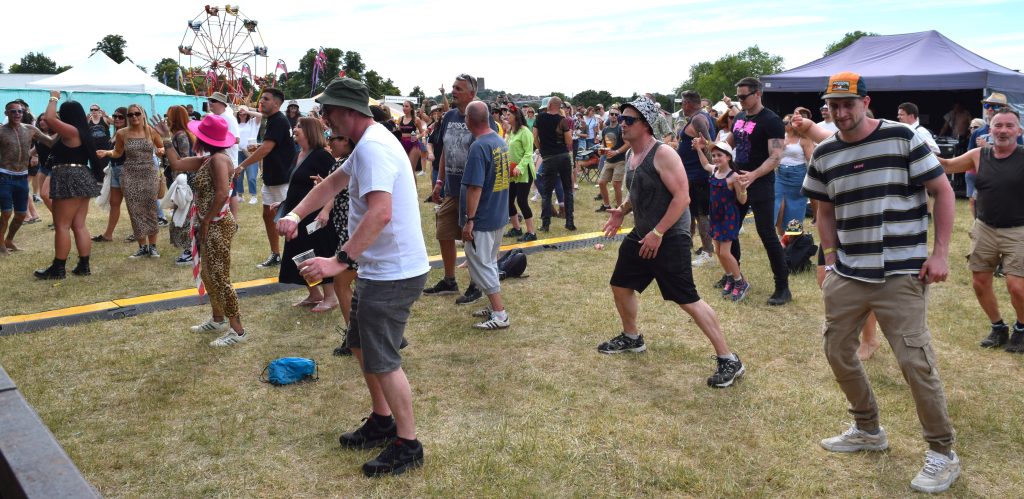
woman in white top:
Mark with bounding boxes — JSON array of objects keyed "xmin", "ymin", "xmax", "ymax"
[
  {"xmin": 773, "ymin": 109, "xmax": 814, "ymax": 236},
  {"xmin": 234, "ymin": 106, "xmax": 262, "ymax": 204}
]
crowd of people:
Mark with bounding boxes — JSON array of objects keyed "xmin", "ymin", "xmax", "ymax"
[{"xmin": 3, "ymin": 69, "xmax": 1023, "ymax": 491}]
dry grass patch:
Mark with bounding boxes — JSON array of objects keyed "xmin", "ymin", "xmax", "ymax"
[{"xmin": 1, "ymin": 184, "xmax": 1023, "ymax": 496}]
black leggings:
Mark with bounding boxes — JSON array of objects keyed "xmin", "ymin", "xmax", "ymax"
[{"xmin": 508, "ymin": 177, "xmax": 534, "ymax": 220}]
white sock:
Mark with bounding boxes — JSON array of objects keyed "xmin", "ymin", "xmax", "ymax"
[
  {"xmin": 719, "ymin": 353, "xmax": 738, "ymax": 361},
  {"xmin": 493, "ymin": 310, "xmax": 508, "ymax": 321},
  {"xmin": 624, "ymin": 332, "xmax": 640, "ymax": 340}
]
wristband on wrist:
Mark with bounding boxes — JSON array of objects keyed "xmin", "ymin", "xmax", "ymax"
[
  {"xmin": 49, "ymin": 96, "xmax": 59, "ymax": 102},
  {"xmin": 651, "ymin": 228, "xmax": 664, "ymax": 238},
  {"xmin": 822, "ymin": 247, "xmax": 836, "ymax": 255},
  {"xmin": 283, "ymin": 212, "xmax": 301, "ymax": 223}
]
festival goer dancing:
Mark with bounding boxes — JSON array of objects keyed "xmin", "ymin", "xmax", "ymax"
[
  {"xmin": 236, "ymin": 105, "xmax": 261, "ymax": 204},
  {"xmin": 773, "ymin": 112, "xmax": 814, "ymax": 236},
  {"xmin": 92, "ymin": 107, "xmax": 128, "ymax": 243},
  {"xmin": 86, "ymin": 103, "xmax": 111, "ymax": 174},
  {"xmin": 695, "ymin": 140, "xmax": 749, "ymax": 301},
  {"xmin": 237, "ymin": 88, "xmax": 295, "ymax": 269},
  {"xmin": 31, "ymin": 115, "xmax": 55, "ymax": 215},
  {"xmin": 157, "ymin": 114, "xmax": 247, "ymax": 347},
  {"xmin": 97, "ymin": 104, "xmax": 165, "ymax": 258},
  {"xmin": 1, "ymin": 100, "xmax": 55, "ymax": 254},
  {"xmin": 398, "ymin": 100, "xmax": 424, "ymax": 177},
  {"xmin": 279, "ymin": 77, "xmax": 430, "ymax": 477},
  {"xmin": 34, "ymin": 92, "xmax": 102, "ymax": 279},
  {"xmin": 161, "ymin": 106, "xmax": 195, "ymax": 264},
  {"xmin": 278, "ymin": 117, "xmax": 339, "ymax": 312},
  {"xmin": 598, "ymin": 96, "xmax": 745, "ymax": 388},
  {"xmin": 206, "ymin": 93, "xmax": 241, "ymax": 218},
  {"xmin": 503, "ymin": 103, "xmax": 537, "ymax": 242}
]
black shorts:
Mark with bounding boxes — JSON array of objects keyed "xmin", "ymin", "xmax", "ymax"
[
  {"xmin": 610, "ymin": 232, "xmax": 700, "ymax": 304},
  {"xmin": 688, "ymin": 177, "xmax": 709, "ymax": 216}
]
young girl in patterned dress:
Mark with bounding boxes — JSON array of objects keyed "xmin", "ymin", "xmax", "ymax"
[{"xmin": 696, "ymin": 140, "xmax": 750, "ymax": 302}]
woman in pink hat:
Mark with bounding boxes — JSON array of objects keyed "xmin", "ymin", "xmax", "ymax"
[{"xmin": 154, "ymin": 114, "xmax": 247, "ymax": 347}]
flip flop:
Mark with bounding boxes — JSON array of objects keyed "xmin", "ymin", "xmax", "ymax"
[
  {"xmin": 92, "ymin": 235, "xmax": 113, "ymax": 242},
  {"xmin": 311, "ymin": 302, "xmax": 339, "ymax": 313},
  {"xmin": 292, "ymin": 298, "xmax": 321, "ymax": 307},
  {"xmin": 23, "ymin": 217, "xmax": 41, "ymax": 224}
]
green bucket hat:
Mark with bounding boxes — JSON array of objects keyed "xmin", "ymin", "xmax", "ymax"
[{"xmin": 316, "ymin": 77, "xmax": 372, "ymax": 117}]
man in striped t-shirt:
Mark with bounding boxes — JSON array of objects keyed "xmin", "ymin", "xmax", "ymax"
[{"xmin": 801, "ymin": 72, "xmax": 961, "ymax": 494}]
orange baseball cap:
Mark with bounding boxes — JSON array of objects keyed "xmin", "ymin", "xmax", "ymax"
[{"xmin": 822, "ymin": 72, "xmax": 867, "ymax": 99}]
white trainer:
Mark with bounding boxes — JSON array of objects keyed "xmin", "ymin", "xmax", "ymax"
[
  {"xmin": 910, "ymin": 450, "xmax": 960, "ymax": 493},
  {"xmin": 473, "ymin": 313, "xmax": 510, "ymax": 330},
  {"xmin": 210, "ymin": 329, "xmax": 248, "ymax": 347},
  {"xmin": 820, "ymin": 424, "xmax": 888, "ymax": 452},
  {"xmin": 190, "ymin": 318, "xmax": 229, "ymax": 334},
  {"xmin": 692, "ymin": 251, "xmax": 714, "ymax": 267}
]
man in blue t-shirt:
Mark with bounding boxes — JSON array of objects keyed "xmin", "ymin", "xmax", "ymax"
[{"xmin": 460, "ymin": 101, "xmax": 511, "ymax": 329}]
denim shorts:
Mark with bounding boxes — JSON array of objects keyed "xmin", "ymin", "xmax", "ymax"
[
  {"xmin": 347, "ymin": 272, "xmax": 429, "ymax": 374},
  {"xmin": 0, "ymin": 172, "xmax": 30, "ymax": 213},
  {"xmin": 110, "ymin": 164, "xmax": 123, "ymax": 189}
]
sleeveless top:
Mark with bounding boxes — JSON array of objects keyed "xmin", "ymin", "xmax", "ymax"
[
  {"xmin": 625, "ymin": 141, "xmax": 689, "ymax": 239},
  {"xmin": 398, "ymin": 117, "xmax": 416, "ymax": 136},
  {"xmin": 677, "ymin": 111, "xmax": 716, "ymax": 180},
  {"xmin": 976, "ymin": 145, "xmax": 1024, "ymax": 228},
  {"xmin": 50, "ymin": 139, "xmax": 90, "ymax": 165},
  {"xmin": 193, "ymin": 153, "xmax": 234, "ymax": 222},
  {"xmin": 780, "ymin": 141, "xmax": 806, "ymax": 166}
]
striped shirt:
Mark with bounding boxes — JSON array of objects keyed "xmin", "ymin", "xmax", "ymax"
[{"xmin": 802, "ymin": 119, "xmax": 944, "ymax": 283}]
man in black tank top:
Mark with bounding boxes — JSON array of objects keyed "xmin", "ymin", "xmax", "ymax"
[
  {"xmin": 598, "ymin": 96, "xmax": 746, "ymax": 388},
  {"xmin": 533, "ymin": 96, "xmax": 576, "ymax": 231},
  {"xmin": 940, "ymin": 109, "xmax": 1024, "ymax": 352}
]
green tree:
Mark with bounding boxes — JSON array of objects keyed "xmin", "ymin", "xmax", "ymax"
[
  {"xmin": 342, "ymin": 51, "xmax": 365, "ymax": 80},
  {"xmin": 410, "ymin": 85, "xmax": 426, "ymax": 103},
  {"xmin": 92, "ymin": 34, "xmax": 130, "ymax": 63},
  {"xmin": 568, "ymin": 89, "xmax": 615, "ymax": 109},
  {"xmin": 674, "ymin": 46, "xmax": 784, "ymax": 103},
  {"xmin": 363, "ymin": 70, "xmax": 400, "ymax": 99},
  {"xmin": 9, "ymin": 52, "xmax": 67, "ymax": 74},
  {"xmin": 824, "ymin": 31, "xmax": 879, "ymax": 56},
  {"xmin": 152, "ymin": 58, "xmax": 182, "ymax": 88}
]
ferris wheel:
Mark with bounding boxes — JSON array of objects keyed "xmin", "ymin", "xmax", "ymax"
[{"xmin": 177, "ymin": 4, "xmax": 269, "ymax": 102}]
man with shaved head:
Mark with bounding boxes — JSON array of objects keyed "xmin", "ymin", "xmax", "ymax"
[
  {"xmin": 460, "ymin": 101, "xmax": 511, "ymax": 329},
  {"xmin": 534, "ymin": 96, "xmax": 576, "ymax": 231}
]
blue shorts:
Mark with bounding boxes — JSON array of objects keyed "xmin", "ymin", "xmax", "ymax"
[
  {"xmin": 0, "ymin": 172, "xmax": 30, "ymax": 213},
  {"xmin": 110, "ymin": 164, "xmax": 123, "ymax": 189}
]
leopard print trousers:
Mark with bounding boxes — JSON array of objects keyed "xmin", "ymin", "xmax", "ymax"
[{"xmin": 201, "ymin": 218, "xmax": 239, "ymax": 318}]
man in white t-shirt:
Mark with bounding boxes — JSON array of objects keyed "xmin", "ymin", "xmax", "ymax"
[
  {"xmin": 208, "ymin": 92, "xmax": 241, "ymax": 216},
  {"xmin": 817, "ymin": 104, "xmax": 839, "ymax": 134},
  {"xmin": 277, "ymin": 77, "xmax": 430, "ymax": 478},
  {"xmin": 897, "ymin": 102, "xmax": 940, "ymax": 154}
]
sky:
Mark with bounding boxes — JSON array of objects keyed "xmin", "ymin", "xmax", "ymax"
[{"xmin": 6, "ymin": 0, "xmax": 1024, "ymax": 99}]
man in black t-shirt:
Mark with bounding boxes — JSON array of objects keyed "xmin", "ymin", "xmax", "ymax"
[
  {"xmin": 533, "ymin": 96, "xmax": 576, "ymax": 231},
  {"xmin": 726, "ymin": 77, "xmax": 791, "ymax": 305},
  {"xmin": 238, "ymin": 88, "xmax": 296, "ymax": 268}
]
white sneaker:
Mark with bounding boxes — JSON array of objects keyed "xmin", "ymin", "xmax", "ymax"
[
  {"xmin": 210, "ymin": 329, "xmax": 247, "ymax": 347},
  {"xmin": 691, "ymin": 251, "xmax": 714, "ymax": 267},
  {"xmin": 190, "ymin": 318, "xmax": 229, "ymax": 334},
  {"xmin": 473, "ymin": 312, "xmax": 510, "ymax": 330},
  {"xmin": 248, "ymin": 197, "xmax": 257, "ymax": 205},
  {"xmin": 472, "ymin": 307, "xmax": 493, "ymax": 318},
  {"xmin": 820, "ymin": 424, "xmax": 888, "ymax": 452},
  {"xmin": 911, "ymin": 450, "xmax": 960, "ymax": 493}
]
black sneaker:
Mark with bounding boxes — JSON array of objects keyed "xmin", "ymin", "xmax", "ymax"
[
  {"xmin": 593, "ymin": 194, "xmax": 603, "ymax": 201},
  {"xmin": 539, "ymin": 224, "xmax": 550, "ymax": 232},
  {"xmin": 148, "ymin": 245, "xmax": 160, "ymax": 258},
  {"xmin": 595, "ymin": 204, "xmax": 610, "ymax": 212},
  {"xmin": 720, "ymin": 275, "xmax": 735, "ymax": 297},
  {"xmin": 362, "ymin": 438, "xmax": 424, "ymax": 477},
  {"xmin": 256, "ymin": 253, "xmax": 281, "ymax": 268},
  {"xmin": 713, "ymin": 274, "xmax": 730, "ymax": 289},
  {"xmin": 707, "ymin": 355, "xmax": 745, "ymax": 388},
  {"xmin": 504, "ymin": 227, "xmax": 523, "ymax": 238},
  {"xmin": 565, "ymin": 224, "xmax": 577, "ymax": 231},
  {"xmin": 340, "ymin": 413, "xmax": 397, "ymax": 449},
  {"xmin": 980, "ymin": 323, "xmax": 1009, "ymax": 348},
  {"xmin": 175, "ymin": 250, "xmax": 193, "ymax": 266},
  {"xmin": 33, "ymin": 260, "xmax": 66, "ymax": 280},
  {"xmin": 517, "ymin": 232, "xmax": 537, "ymax": 242},
  {"xmin": 597, "ymin": 333, "xmax": 646, "ymax": 354},
  {"xmin": 129, "ymin": 245, "xmax": 150, "ymax": 259},
  {"xmin": 1005, "ymin": 328, "xmax": 1024, "ymax": 353},
  {"xmin": 423, "ymin": 277, "xmax": 458, "ymax": 295},
  {"xmin": 455, "ymin": 283, "xmax": 482, "ymax": 305},
  {"xmin": 157, "ymin": 218, "xmax": 169, "ymax": 227},
  {"xmin": 767, "ymin": 287, "xmax": 792, "ymax": 306}
]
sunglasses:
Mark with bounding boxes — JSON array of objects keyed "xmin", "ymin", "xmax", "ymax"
[
  {"xmin": 112, "ymin": 114, "xmax": 125, "ymax": 119},
  {"xmin": 5, "ymin": 109, "xmax": 24, "ymax": 115},
  {"xmin": 783, "ymin": 121, "xmax": 791, "ymax": 126},
  {"xmin": 734, "ymin": 93, "xmax": 755, "ymax": 101},
  {"xmin": 983, "ymin": 103, "xmax": 1004, "ymax": 110},
  {"xmin": 90, "ymin": 108, "xmax": 100, "ymax": 112},
  {"xmin": 610, "ymin": 113, "xmax": 620, "ymax": 117},
  {"xmin": 126, "ymin": 112, "xmax": 142, "ymax": 118},
  {"xmin": 619, "ymin": 115, "xmax": 640, "ymax": 126}
]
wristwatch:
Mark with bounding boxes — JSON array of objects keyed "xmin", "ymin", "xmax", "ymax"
[{"xmin": 336, "ymin": 249, "xmax": 358, "ymax": 270}]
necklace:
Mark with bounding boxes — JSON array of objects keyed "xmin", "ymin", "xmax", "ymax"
[{"xmin": 629, "ymin": 137, "xmax": 657, "ymax": 169}]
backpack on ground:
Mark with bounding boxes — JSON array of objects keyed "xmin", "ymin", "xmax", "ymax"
[
  {"xmin": 497, "ymin": 248, "xmax": 527, "ymax": 280},
  {"xmin": 784, "ymin": 233, "xmax": 817, "ymax": 274},
  {"xmin": 260, "ymin": 357, "xmax": 318, "ymax": 385}
]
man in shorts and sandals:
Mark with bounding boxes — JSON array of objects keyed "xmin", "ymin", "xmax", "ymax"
[{"xmin": 599, "ymin": 96, "xmax": 745, "ymax": 388}]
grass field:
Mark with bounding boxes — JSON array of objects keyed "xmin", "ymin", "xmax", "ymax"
[{"xmin": 1, "ymin": 178, "xmax": 1022, "ymax": 497}]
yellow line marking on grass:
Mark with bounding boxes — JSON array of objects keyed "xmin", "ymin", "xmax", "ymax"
[{"xmin": 2, "ymin": 232, "xmax": 626, "ymax": 325}]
